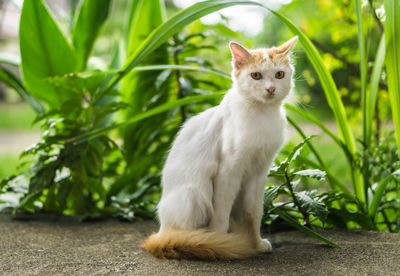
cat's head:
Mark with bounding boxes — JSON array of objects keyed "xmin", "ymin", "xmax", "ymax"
[{"xmin": 229, "ymin": 37, "xmax": 297, "ymax": 104}]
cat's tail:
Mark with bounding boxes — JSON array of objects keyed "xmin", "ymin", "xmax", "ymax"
[{"xmin": 141, "ymin": 229, "xmax": 259, "ymax": 260}]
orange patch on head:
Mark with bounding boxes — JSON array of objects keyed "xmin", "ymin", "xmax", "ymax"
[
  {"xmin": 268, "ymin": 47, "xmax": 290, "ymax": 65},
  {"xmin": 234, "ymin": 50, "xmax": 266, "ymax": 77}
]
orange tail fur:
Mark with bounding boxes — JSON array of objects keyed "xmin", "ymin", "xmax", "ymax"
[{"xmin": 141, "ymin": 229, "xmax": 259, "ymax": 260}]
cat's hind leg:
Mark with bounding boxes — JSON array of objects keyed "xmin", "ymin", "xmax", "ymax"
[
  {"xmin": 157, "ymin": 185, "xmax": 213, "ymax": 232},
  {"xmin": 242, "ymin": 173, "xmax": 272, "ymax": 252}
]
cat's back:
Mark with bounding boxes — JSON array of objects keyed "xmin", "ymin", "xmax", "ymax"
[{"xmin": 162, "ymin": 105, "xmax": 222, "ymax": 188}]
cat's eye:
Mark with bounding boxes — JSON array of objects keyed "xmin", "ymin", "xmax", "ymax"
[
  {"xmin": 275, "ymin": 71, "xmax": 285, "ymax": 79},
  {"xmin": 250, "ymin": 72, "xmax": 262, "ymax": 80}
]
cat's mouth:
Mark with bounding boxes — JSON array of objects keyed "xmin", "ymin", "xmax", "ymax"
[{"xmin": 263, "ymin": 92, "xmax": 275, "ymax": 100}]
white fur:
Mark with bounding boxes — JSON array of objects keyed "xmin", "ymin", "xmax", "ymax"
[{"xmin": 157, "ymin": 38, "xmax": 296, "ymax": 251}]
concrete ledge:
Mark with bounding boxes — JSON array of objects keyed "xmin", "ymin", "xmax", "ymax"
[{"xmin": 1, "ymin": 215, "xmax": 399, "ymax": 275}]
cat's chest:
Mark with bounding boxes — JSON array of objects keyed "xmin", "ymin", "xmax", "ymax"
[{"xmin": 222, "ymin": 108, "xmax": 286, "ymax": 154}]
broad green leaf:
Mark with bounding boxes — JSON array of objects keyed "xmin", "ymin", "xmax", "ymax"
[
  {"xmin": 19, "ymin": 0, "xmax": 77, "ymax": 107},
  {"xmin": 385, "ymin": 0, "xmax": 400, "ymax": 159},
  {"xmin": 72, "ymin": 0, "xmax": 111, "ymax": 71},
  {"xmin": 294, "ymin": 169, "xmax": 326, "ymax": 180},
  {"xmin": 0, "ymin": 66, "xmax": 44, "ymax": 114},
  {"xmin": 274, "ymin": 208, "xmax": 340, "ymax": 248}
]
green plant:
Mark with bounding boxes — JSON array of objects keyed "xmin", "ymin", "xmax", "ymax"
[
  {"xmin": 281, "ymin": 0, "xmax": 400, "ymax": 232},
  {"xmin": 266, "ymin": 136, "xmax": 340, "ymax": 248}
]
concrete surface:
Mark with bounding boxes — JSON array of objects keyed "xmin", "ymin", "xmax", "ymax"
[{"xmin": 1, "ymin": 214, "xmax": 399, "ymax": 275}]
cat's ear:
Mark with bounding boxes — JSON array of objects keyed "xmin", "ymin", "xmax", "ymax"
[
  {"xmin": 276, "ymin": 36, "xmax": 298, "ymax": 56},
  {"xmin": 229, "ymin": 42, "xmax": 251, "ymax": 69}
]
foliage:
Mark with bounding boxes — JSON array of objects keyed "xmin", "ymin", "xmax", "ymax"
[{"xmin": 0, "ymin": 0, "xmax": 399, "ymax": 244}]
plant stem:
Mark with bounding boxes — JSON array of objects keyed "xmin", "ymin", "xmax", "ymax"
[
  {"xmin": 284, "ymin": 171, "xmax": 311, "ymax": 227},
  {"xmin": 172, "ymin": 35, "xmax": 187, "ymax": 123},
  {"xmin": 368, "ymin": 0, "xmax": 384, "ymax": 33}
]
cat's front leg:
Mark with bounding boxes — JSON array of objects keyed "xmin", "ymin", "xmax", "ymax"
[
  {"xmin": 208, "ymin": 165, "xmax": 242, "ymax": 233},
  {"xmin": 243, "ymin": 173, "xmax": 272, "ymax": 252}
]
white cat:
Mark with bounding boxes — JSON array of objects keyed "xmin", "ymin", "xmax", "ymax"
[{"xmin": 142, "ymin": 37, "xmax": 298, "ymax": 260}]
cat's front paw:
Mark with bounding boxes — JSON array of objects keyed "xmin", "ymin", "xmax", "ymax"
[{"xmin": 257, "ymin": 238, "xmax": 272, "ymax": 253}]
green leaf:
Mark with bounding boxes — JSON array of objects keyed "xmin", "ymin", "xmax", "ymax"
[
  {"xmin": 0, "ymin": 66, "xmax": 45, "ymax": 115},
  {"xmin": 368, "ymin": 175, "xmax": 393, "ymax": 219},
  {"xmin": 294, "ymin": 169, "xmax": 326, "ymax": 180},
  {"xmin": 328, "ymin": 208, "xmax": 375, "ymax": 230},
  {"xmin": 72, "ymin": 0, "xmax": 111, "ymax": 71},
  {"xmin": 121, "ymin": 0, "xmax": 169, "ymax": 168},
  {"xmin": 296, "ymin": 191, "xmax": 328, "ymax": 222},
  {"xmin": 385, "ymin": 0, "xmax": 400, "ymax": 159},
  {"xmin": 97, "ymin": 0, "xmax": 264, "ymax": 99},
  {"xmin": 286, "ymin": 116, "xmax": 354, "ymax": 198},
  {"xmin": 264, "ymin": 185, "xmax": 281, "ymax": 208},
  {"xmin": 355, "ymin": 0, "xmax": 368, "ymax": 146},
  {"xmin": 365, "ymin": 35, "xmax": 386, "ymax": 147},
  {"xmin": 274, "ymin": 208, "xmax": 340, "ymax": 248},
  {"xmin": 19, "ymin": 0, "xmax": 77, "ymax": 108},
  {"xmin": 272, "ymin": 135, "xmax": 317, "ymax": 174},
  {"xmin": 69, "ymin": 93, "xmax": 224, "ymax": 144},
  {"xmin": 46, "ymin": 71, "xmax": 106, "ymax": 95}
]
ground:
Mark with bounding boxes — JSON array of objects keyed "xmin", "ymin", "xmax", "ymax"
[{"xmin": 1, "ymin": 214, "xmax": 399, "ymax": 275}]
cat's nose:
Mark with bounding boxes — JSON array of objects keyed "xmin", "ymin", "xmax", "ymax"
[{"xmin": 266, "ymin": 86, "xmax": 276, "ymax": 94}]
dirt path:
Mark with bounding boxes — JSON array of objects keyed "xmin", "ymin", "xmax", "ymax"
[{"xmin": 1, "ymin": 215, "xmax": 399, "ymax": 275}]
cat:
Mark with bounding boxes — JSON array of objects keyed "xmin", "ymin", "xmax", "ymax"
[{"xmin": 142, "ymin": 36, "xmax": 298, "ymax": 260}]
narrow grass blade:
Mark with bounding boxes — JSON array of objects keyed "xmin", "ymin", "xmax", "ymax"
[
  {"xmin": 366, "ymin": 35, "xmax": 385, "ymax": 146},
  {"xmin": 355, "ymin": 0, "xmax": 368, "ymax": 146},
  {"xmin": 385, "ymin": 0, "xmax": 400, "ymax": 159},
  {"xmin": 274, "ymin": 208, "xmax": 340, "ymax": 248},
  {"xmin": 69, "ymin": 93, "xmax": 224, "ymax": 144}
]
